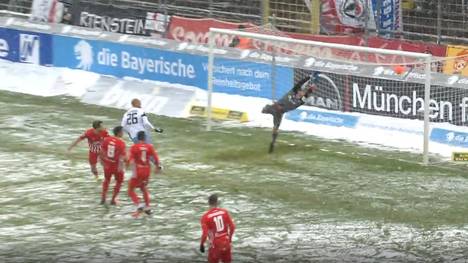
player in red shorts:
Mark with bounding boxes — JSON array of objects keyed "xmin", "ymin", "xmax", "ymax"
[
  {"xmin": 100, "ymin": 126, "xmax": 127, "ymax": 205},
  {"xmin": 68, "ymin": 120, "xmax": 109, "ymax": 180},
  {"xmin": 200, "ymin": 194, "xmax": 236, "ymax": 263},
  {"xmin": 127, "ymin": 131, "xmax": 161, "ymax": 216}
]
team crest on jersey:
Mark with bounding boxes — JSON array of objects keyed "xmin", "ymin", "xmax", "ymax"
[{"xmin": 74, "ymin": 40, "xmax": 94, "ymax": 71}]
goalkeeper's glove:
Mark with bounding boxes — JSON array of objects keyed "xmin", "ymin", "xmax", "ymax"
[
  {"xmin": 199, "ymin": 244, "xmax": 205, "ymax": 253},
  {"xmin": 154, "ymin": 128, "xmax": 164, "ymax": 133}
]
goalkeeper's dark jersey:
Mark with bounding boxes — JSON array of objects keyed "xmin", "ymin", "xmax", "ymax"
[{"xmin": 276, "ymin": 76, "xmax": 314, "ymax": 112}]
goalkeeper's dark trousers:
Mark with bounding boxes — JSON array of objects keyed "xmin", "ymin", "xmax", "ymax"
[{"xmin": 262, "ymin": 104, "xmax": 284, "ymax": 131}]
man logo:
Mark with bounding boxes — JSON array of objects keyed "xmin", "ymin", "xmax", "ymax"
[
  {"xmin": 74, "ymin": 40, "xmax": 93, "ymax": 71},
  {"xmin": 19, "ymin": 34, "xmax": 40, "ymax": 64},
  {"xmin": 307, "ymin": 73, "xmax": 343, "ymax": 111}
]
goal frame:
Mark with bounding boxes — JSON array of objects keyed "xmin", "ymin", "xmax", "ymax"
[{"xmin": 206, "ymin": 28, "xmax": 432, "ymax": 164}]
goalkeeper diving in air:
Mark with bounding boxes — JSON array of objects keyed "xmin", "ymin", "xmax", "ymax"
[{"xmin": 262, "ymin": 72, "xmax": 319, "ymax": 153}]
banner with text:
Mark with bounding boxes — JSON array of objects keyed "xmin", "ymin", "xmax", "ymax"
[
  {"xmin": 431, "ymin": 128, "xmax": 468, "ymax": 148},
  {"xmin": 295, "ymin": 69, "xmax": 468, "ymax": 126},
  {"xmin": 53, "ymin": 35, "xmax": 206, "ymax": 87},
  {"xmin": 287, "ymin": 108, "xmax": 359, "ymax": 128},
  {"xmin": 0, "ymin": 28, "xmax": 52, "ymax": 65},
  {"xmin": 71, "ymin": 1, "xmax": 150, "ymax": 36},
  {"xmin": 166, "ymin": 15, "xmax": 445, "ymax": 61},
  {"xmin": 52, "ymin": 35, "xmax": 293, "ymax": 99},
  {"xmin": 167, "ymin": 16, "xmax": 255, "ymax": 46}
]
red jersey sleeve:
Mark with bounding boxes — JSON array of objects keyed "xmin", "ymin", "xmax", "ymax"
[
  {"xmin": 200, "ymin": 215, "xmax": 209, "ymax": 245},
  {"xmin": 127, "ymin": 145, "xmax": 134, "ymax": 164},
  {"xmin": 100, "ymin": 137, "xmax": 109, "ymax": 159},
  {"xmin": 118, "ymin": 140, "xmax": 126, "ymax": 161},
  {"xmin": 149, "ymin": 145, "xmax": 160, "ymax": 166},
  {"xmin": 225, "ymin": 210, "xmax": 236, "ymax": 241},
  {"xmin": 79, "ymin": 129, "xmax": 90, "ymax": 140}
]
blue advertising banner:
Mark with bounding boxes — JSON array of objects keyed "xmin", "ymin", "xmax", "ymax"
[
  {"xmin": 0, "ymin": 27, "xmax": 52, "ymax": 65},
  {"xmin": 430, "ymin": 128, "xmax": 468, "ymax": 148},
  {"xmin": 0, "ymin": 28, "xmax": 18, "ymax": 62},
  {"xmin": 286, "ymin": 109, "xmax": 359, "ymax": 128},
  {"xmin": 53, "ymin": 35, "xmax": 293, "ymax": 98},
  {"xmin": 213, "ymin": 58, "xmax": 293, "ymax": 100},
  {"xmin": 53, "ymin": 35, "xmax": 206, "ymax": 87}
]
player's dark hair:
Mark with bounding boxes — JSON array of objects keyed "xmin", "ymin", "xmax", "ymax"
[
  {"xmin": 137, "ymin": 131, "xmax": 146, "ymax": 141},
  {"xmin": 92, "ymin": 120, "xmax": 102, "ymax": 129},
  {"xmin": 113, "ymin": 126, "xmax": 123, "ymax": 136},
  {"xmin": 208, "ymin": 194, "xmax": 218, "ymax": 206},
  {"xmin": 238, "ymin": 24, "xmax": 246, "ymax": 30}
]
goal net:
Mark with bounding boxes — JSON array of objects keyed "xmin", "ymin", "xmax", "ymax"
[{"xmin": 206, "ymin": 27, "xmax": 442, "ymax": 163}]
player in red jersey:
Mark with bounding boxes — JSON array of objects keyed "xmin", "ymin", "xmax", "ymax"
[
  {"xmin": 68, "ymin": 120, "xmax": 109, "ymax": 180},
  {"xmin": 100, "ymin": 126, "xmax": 127, "ymax": 205},
  {"xmin": 200, "ymin": 194, "xmax": 236, "ymax": 263},
  {"xmin": 127, "ymin": 131, "xmax": 161, "ymax": 215}
]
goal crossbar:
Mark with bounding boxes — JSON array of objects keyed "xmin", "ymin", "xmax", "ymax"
[{"xmin": 209, "ymin": 28, "xmax": 432, "ymax": 59}]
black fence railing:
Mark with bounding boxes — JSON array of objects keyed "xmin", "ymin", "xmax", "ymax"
[{"xmin": 2, "ymin": 0, "xmax": 468, "ymax": 45}]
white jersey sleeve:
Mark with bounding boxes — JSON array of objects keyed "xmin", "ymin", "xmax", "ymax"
[
  {"xmin": 121, "ymin": 107, "xmax": 155, "ymax": 139},
  {"xmin": 141, "ymin": 112, "xmax": 155, "ymax": 130}
]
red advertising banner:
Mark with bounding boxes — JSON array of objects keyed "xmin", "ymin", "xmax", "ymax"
[
  {"xmin": 167, "ymin": 15, "xmax": 446, "ymax": 64},
  {"xmin": 260, "ymin": 32, "xmax": 446, "ymax": 64},
  {"xmin": 287, "ymin": 33, "xmax": 446, "ymax": 58},
  {"xmin": 288, "ymin": 32, "xmax": 361, "ymax": 45},
  {"xmin": 366, "ymin": 36, "xmax": 446, "ymax": 57},
  {"xmin": 167, "ymin": 16, "xmax": 254, "ymax": 47}
]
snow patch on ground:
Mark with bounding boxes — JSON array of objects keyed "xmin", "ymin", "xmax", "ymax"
[{"xmin": 1, "ymin": 59, "xmax": 467, "ymax": 158}]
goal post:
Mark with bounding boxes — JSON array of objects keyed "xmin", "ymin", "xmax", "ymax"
[{"xmin": 206, "ymin": 27, "xmax": 432, "ymax": 164}]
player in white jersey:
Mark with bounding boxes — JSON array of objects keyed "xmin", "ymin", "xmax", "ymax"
[{"xmin": 121, "ymin": 98, "xmax": 163, "ymax": 144}]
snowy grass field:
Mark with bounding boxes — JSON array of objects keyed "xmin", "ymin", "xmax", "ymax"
[{"xmin": 2, "ymin": 90, "xmax": 468, "ymax": 262}]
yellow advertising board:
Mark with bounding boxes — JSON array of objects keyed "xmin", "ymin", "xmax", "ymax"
[
  {"xmin": 189, "ymin": 105, "xmax": 249, "ymax": 122},
  {"xmin": 443, "ymin": 45, "xmax": 468, "ymax": 76},
  {"xmin": 452, "ymin": 152, "xmax": 468, "ymax": 161}
]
